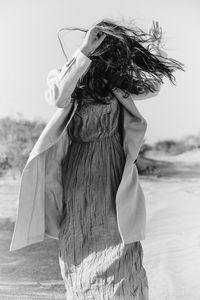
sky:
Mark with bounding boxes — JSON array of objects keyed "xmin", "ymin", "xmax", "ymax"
[{"xmin": 0, "ymin": 0, "xmax": 199, "ymax": 144}]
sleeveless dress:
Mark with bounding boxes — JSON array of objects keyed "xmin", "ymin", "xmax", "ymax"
[{"xmin": 58, "ymin": 96, "xmax": 149, "ymax": 300}]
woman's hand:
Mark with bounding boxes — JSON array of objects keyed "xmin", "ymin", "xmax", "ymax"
[
  {"xmin": 149, "ymin": 20, "xmax": 162, "ymax": 48},
  {"xmin": 148, "ymin": 20, "xmax": 166, "ymax": 58},
  {"xmin": 79, "ymin": 26, "xmax": 106, "ymax": 57}
]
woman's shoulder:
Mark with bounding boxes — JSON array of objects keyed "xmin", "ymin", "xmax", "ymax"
[{"xmin": 112, "ymin": 87, "xmax": 161, "ymax": 101}]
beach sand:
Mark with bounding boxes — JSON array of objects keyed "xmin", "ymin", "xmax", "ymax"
[{"xmin": 0, "ymin": 149, "xmax": 200, "ymax": 299}]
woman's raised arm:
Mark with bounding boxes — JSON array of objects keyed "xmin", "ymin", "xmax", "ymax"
[
  {"xmin": 45, "ymin": 25, "xmax": 106, "ymax": 108},
  {"xmin": 44, "ymin": 48, "xmax": 92, "ymax": 108}
]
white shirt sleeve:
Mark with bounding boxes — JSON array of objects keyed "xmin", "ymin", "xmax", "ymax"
[{"xmin": 44, "ymin": 48, "xmax": 92, "ymax": 108}]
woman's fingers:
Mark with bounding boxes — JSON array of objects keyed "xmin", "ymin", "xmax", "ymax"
[
  {"xmin": 80, "ymin": 25, "xmax": 107, "ymax": 55},
  {"xmin": 90, "ymin": 25, "xmax": 106, "ymax": 46},
  {"xmin": 150, "ymin": 20, "xmax": 162, "ymax": 40},
  {"xmin": 95, "ymin": 33, "xmax": 106, "ymax": 47}
]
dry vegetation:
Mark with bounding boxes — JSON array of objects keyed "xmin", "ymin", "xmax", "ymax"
[{"xmin": 0, "ymin": 117, "xmax": 46, "ymax": 176}]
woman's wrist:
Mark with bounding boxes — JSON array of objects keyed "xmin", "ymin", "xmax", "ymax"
[{"xmin": 79, "ymin": 46, "xmax": 91, "ymax": 58}]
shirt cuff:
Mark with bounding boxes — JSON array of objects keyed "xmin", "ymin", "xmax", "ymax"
[{"xmin": 70, "ymin": 47, "xmax": 92, "ymax": 68}]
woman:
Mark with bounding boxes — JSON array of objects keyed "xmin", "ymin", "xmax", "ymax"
[
  {"xmin": 48, "ymin": 19, "xmax": 184, "ymax": 299},
  {"xmin": 9, "ymin": 18, "xmax": 184, "ymax": 299}
]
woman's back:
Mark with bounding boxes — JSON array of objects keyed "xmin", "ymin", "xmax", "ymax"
[
  {"xmin": 67, "ymin": 96, "xmax": 121, "ymax": 142},
  {"xmin": 58, "ymin": 96, "xmax": 148, "ymax": 299}
]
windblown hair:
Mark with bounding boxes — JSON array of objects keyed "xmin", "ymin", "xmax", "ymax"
[{"xmin": 61, "ymin": 18, "xmax": 185, "ymax": 105}]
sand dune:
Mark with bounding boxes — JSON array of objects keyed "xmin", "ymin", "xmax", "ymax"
[
  {"xmin": 141, "ymin": 176, "xmax": 200, "ymax": 300},
  {"xmin": 146, "ymin": 148, "xmax": 200, "ymax": 164}
]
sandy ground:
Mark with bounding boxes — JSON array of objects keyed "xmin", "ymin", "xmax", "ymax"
[{"xmin": 0, "ymin": 149, "xmax": 200, "ymax": 299}]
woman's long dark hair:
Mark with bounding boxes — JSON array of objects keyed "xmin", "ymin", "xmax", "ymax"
[{"xmin": 59, "ymin": 18, "xmax": 185, "ymax": 105}]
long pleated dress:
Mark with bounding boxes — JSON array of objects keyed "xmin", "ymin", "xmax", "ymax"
[{"xmin": 58, "ymin": 95, "xmax": 149, "ymax": 300}]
